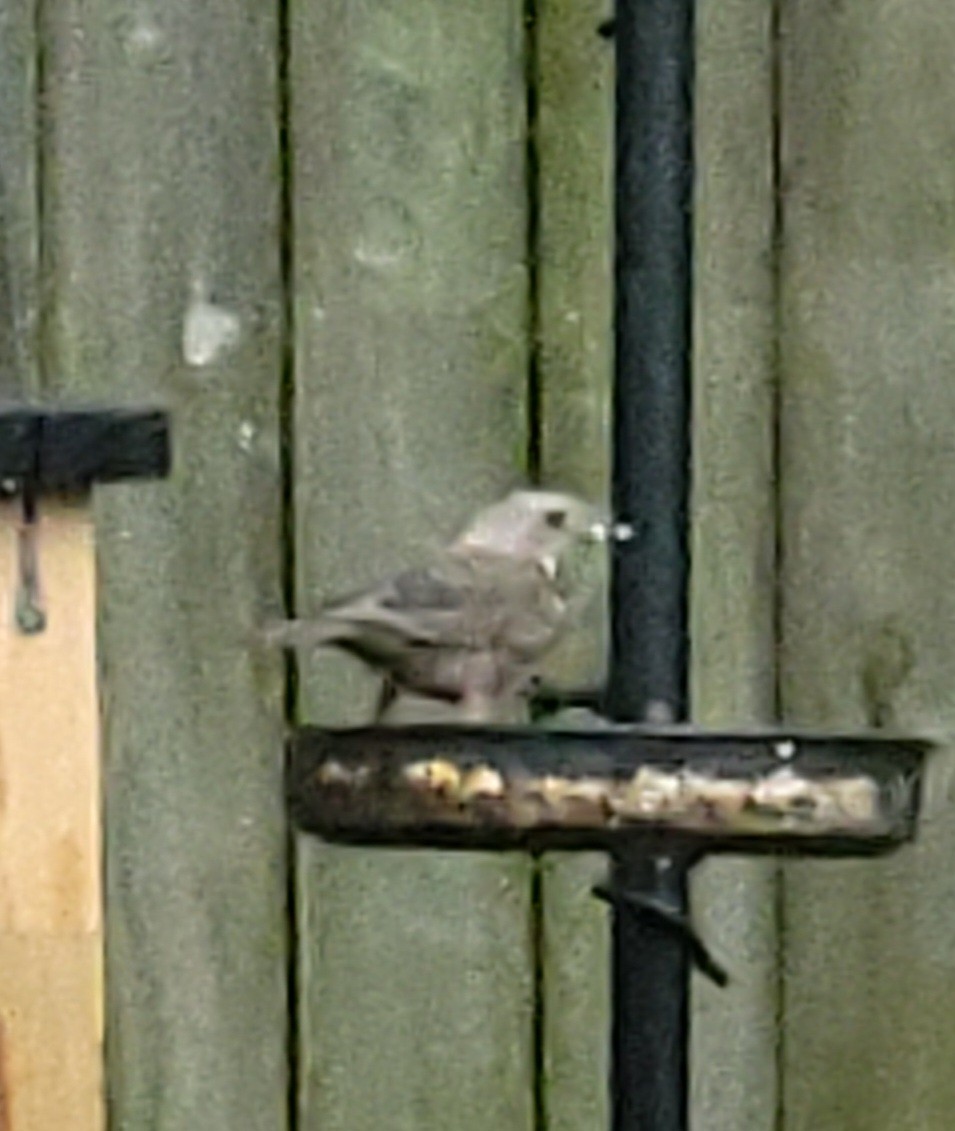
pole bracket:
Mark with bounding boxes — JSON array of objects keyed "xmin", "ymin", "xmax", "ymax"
[
  {"xmin": 593, "ymin": 878, "xmax": 729, "ymax": 988},
  {"xmin": 0, "ymin": 404, "xmax": 171, "ymax": 632},
  {"xmin": 0, "ymin": 405, "xmax": 170, "ymax": 492}
]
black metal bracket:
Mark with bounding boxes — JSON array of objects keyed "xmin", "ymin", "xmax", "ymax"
[
  {"xmin": 0, "ymin": 405, "xmax": 170, "ymax": 490},
  {"xmin": 592, "ymin": 879, "xmax": 729, "ymax": 989},
  {"xmin": 0, "ymin": 405, "xmax": 171, "ymax": 632}
]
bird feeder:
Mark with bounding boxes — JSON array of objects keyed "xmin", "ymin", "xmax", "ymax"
[{"xmin": 287, "ymin": 1, "xmax": 935, "ymax": 1130}]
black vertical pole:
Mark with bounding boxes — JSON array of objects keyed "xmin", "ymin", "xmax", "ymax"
[
  {"xmin": 609, "ymin": 855, "xmax": 690, "ymax": 1131},
  {"xmin": 608, "ymin": 0, "xmax": 694, "ymax": 725},
  {"xmin": 605, "ymin": 0, "xmax": 695, "ymax": 1128}
]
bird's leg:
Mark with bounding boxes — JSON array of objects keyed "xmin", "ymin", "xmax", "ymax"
[
  {"xmin": 457, "ymin": 654, "xmax": 529, "ymax": 723},
  {"xmin": 458, "ymin": 690, "xmax": 497, "ymax": 723},
  {"xmin": 373, "ymin": 678, "xmax": 398, "ymax": 723}
]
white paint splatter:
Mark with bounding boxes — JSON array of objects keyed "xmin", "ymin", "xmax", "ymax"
[
  {"xmin": 183, "ymin": 299, "xmax": 241, "ymax": 367},
  {"xmin": 237, "ymin": 421, "xmax": 256, "ymax": 452},
  {"xmin": 353, "ymin": 245, "xmax": 401, "ymax": 269},
  {"xmin": 125, "ymin": 20, "xmax": 164, "ymax": 56}
]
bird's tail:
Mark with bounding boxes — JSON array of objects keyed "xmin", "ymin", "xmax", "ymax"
[{"xmin": 260, "ymin": 617, "xmax": 347, "ymax": 651}]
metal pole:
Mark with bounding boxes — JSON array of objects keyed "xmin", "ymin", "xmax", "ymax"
[
  {"xmin": 605, "ymin": 0, "xmax": 695, "ymax": 1127},
  {"xmin": 609, "ymin": 855, "xmax": 691, "ymax": 1131},
  {"xmin": 607, "ymin": 0, "xmax": 694, "ymax": 726}
]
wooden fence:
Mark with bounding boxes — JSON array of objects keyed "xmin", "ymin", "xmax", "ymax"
[{"xmin": 1, "ymin": 0, "xmax": 954, "ymax": 1127}]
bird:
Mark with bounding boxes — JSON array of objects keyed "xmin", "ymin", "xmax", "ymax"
[{"xmin": 263, "ymin": 489, "xmax": 632, "ymax": 723}]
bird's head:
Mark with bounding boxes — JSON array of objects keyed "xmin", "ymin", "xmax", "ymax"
[{"xmin": 452, "ymin": 489, "xmax": 633, "ymax": 588}]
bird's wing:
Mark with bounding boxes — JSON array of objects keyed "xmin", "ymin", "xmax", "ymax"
[
  {"xmin": 324, "ymin": 564, "xmax": 466, "ymax": 640},
  {"xmin": 259, "ymin": 564, "xmax": 465, "ymax": 653},
  {"xmin": 266, "ymin": 554, "xmax": 566, "ymax": 662},
  {"xmin": 437, "ymin": 551, "xmax": 568, "ymax": 657}
]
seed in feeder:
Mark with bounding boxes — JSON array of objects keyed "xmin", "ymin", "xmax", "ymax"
[
  {"xmin": 827, "ymin": 775, "xmax": 879, "ymax": 823},
  {"xmin": 683, "ymin": 774, "xmax": 750, "ymax": 822},
  {"xmin": 519, "ymin": 775, "xmax": 603, "ymax": 823},
  {"xmin": 526, "ymin": 775, "xmax": 569, "ymax": 809},
  {"xmin": 611, "ymin": 766, "xmax": 685, "ymax": 818},
  {"xmin": 561, "ymin": 777, "xmax": 613, "ymax": 807},
  {"xmin": 750, "ymin": 769, "xmax": 816, "ymax": 814},
  {"xmin": 460, "ymin": 765, "xmax": 506, "ymax": 801},
  {"xmin": 553, "ymin": 777, "xmax": 614, "ymax": 823},
  {"xmin": 316, "ymin": 759, "xmax": 363, "ymax": 786},
  {"xmin": 403, "ymin": 758, "xmax": 461, "ymax": 796}
]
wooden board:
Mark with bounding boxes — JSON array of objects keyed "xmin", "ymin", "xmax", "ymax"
[
  {"xmin": 0, "ymin": 501, "xmax": 103, "ymax": 1130},
  {"xmin": 0, "ymin": 0, "xmax": 39, "ymax": 398},
  {"xmin": 290, "ymin": 1, "xmax": 534, "ymax": 1129},
  {"xmin": 689, "ymin": 0, "xmax": 779, "ymax": 1126},
  {"xmin": 40, "ymin": 2, "xmax": 288, "ymax": 1127},
  {"xmin": 534, "ymin": 1, "xmax": 613, "ymax": 1127},
  {"xmin": 779, "ymin": 0, "xmax": 955, "ymax": 1126},
  {"xmin": 536, "ymin": 0, "xmax": 780, "ymax": 1128}
]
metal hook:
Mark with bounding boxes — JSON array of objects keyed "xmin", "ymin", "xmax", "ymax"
[
  {"xmin": 13, "ymin": 478, "xmax": 45, "ymax": 634},
  {"xmin": 593, "ymin": 879, "xmax": 730, "ymax": 988}
]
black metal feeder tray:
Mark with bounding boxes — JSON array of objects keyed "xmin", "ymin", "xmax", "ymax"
[{"xmin": 288, "ymin": 724, "xmax": 930, "ymax": 858}]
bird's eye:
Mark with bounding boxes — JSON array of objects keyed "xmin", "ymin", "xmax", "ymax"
[{"xmin": 544, "ymin": 509, "xmax": 567, "ymax": 529}]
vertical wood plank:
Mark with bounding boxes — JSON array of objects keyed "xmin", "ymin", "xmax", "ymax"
[
  {"xmin": 536, "ymin": 0, "xmax": 613, "ymax": 520},
  {"xmin": 41, "ymin": 2, "xmax": 288, "ymax": 1127},
  {"xmin": 535, "ymin": 0, "xmax": 613, "ymax": 685},
  {"xmin": 0, "ymin": 502, "xmax": 103, "ymax": 1131},
  {"xmin": 690, "ymin": 0, "xmax": 779, "ymax": 1127},
  {"xmin": 536, "ymin": 0, "xmax": 779, "ymax": 1128},
  {"xmin": 535, "ymin": 1, "xmax": 613, "ymax": 1127},
  {"xmin": 779, "ymin": 1, "xmax": 955, "ymax": 1127},
  {"xmin": 0, "ymin": 0, "xmax": 39, "ymax": 396},
  {"xmin": 290, "ymin": 2, "xmax": 534, "ymax": 1130}
]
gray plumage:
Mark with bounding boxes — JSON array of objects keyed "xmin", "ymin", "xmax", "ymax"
[{"xmin": 263, "ymin": 489, "xmax": 626, "ymax": 721}]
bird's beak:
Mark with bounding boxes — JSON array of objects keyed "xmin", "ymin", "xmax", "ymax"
[{"xmin": 588, "ymin": 519, "xmax": 635, "ymax": 543}]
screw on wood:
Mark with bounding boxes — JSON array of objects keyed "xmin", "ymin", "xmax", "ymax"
[
  {"xmin": 15, "ymin": 480, "xmax": 45, "ymax": 634},
  {"xmin": 0, "ymin": 406, "xmax": 171, "ymax": 633}
]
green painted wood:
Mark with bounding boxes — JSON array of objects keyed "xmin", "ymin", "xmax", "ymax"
[
  {"xmin": 289, "ymin": 2, "xmax": 534, "ymax": 1129},
  {"xmin": 0, "ymin": 0, "xmax": 39, "ymax": 396},
  {"xmin": 690, "ymin": 0, "xmax": 779, "ymax": 1122},
  {"xmin": 536, "ymin": 0, "xmax": 779, "ymax": 1128},
  {"xmin": 535, "ymin": 0, "xmax": 613, "ymax": 687},
  {"xmin": 779, "ymin": 1, "xmax": 955, "ymax": 1127},
  {"xmin": 40, "ymin": 2, "xmax": 288, "ymax": 1127},
  {"xmin": 534, "ymin": 2, "xmax": 613, "ymax": 1128}
]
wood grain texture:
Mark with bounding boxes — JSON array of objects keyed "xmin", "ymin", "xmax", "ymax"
[
  {"xmin": 0, "ymin": 502, "xmax": 103, "ymax": 1131},
  {"xmin": 534, "ymin": 2, "xmax": 613, "ymax": 1127},
  {"xmin": 0, "ymin": 0, "xmax": 39, "ymax": 397},
  {"xmin": 536, "ymin": 2, "xmax": 779, "ymax": 1129},
  {"xmin": 536, "ymin": 0, "xmax": 613, "ymax": 504},
  {"xmin": 290, "ymin": 2, "xmax": 534, "ymax": 1129},
  {"xmin": 779, "ymin": 0, "xmax": 955, "ymax": 1126},
  {"xmin": 40, "ymin": 2, "xmax": 288, "ymax": 1127},
  {"xmin": 690, "ymin": 0, "xmax": 779, "ymax": 1127},
  {"xmin": 536, "ymin": 0, "xmax": 613, "ymax": 684}
]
